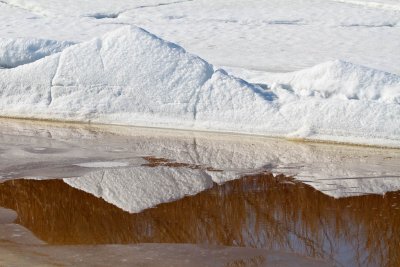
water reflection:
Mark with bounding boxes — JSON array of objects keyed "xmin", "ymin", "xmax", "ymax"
[
  {"xmin": 1, "ymin": 118, "xmax": 400, "ymax": 199},
  {"xmin": 0, "ymin": 174, "xmax": 399, "ymax": 266}
]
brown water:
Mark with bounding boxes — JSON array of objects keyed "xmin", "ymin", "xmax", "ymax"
[{"xmin": 0, "ymin": 173, "xmax": 399, "ymax": 266}]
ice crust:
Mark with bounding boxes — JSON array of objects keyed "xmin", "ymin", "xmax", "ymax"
[{"xmin": 0, "ymin": 26, "xmax": 399, "ymax": 147}]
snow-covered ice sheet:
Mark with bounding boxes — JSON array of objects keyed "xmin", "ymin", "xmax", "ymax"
[
  {"xmin": 1, "ymin": 119, "xmax": 400, "ymax": 212},
  {"xmin": 1, "ymin": 0, "xmax": 399, "ymax": 74},
  {"xmin": 0, "ymin": 26, "xmax": 399, "ymax": 147}
]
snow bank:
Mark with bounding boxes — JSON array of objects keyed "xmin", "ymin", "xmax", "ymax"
[
  {"xmin": 0, "ymin": 26, "xmax": 399, "ymax": 147},
  {"xmin": 0, "ymin": 38, "xmax": 73, "ymax": 68}
]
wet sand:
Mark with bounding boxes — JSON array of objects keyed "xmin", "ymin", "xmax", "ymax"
[{"xmin": 0, "ymin": 174, "xmax": 399, "ymax": 266}]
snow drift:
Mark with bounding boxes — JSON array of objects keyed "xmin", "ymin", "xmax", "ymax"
[{"xmin": 0, "ymin": 26, "xmax": 399, "ymax": 147}]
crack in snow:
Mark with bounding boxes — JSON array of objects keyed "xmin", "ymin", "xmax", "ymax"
[
  {"xmin": 133, "ymin": 0, "xmax": 194, "ymax": 10},
  {"xmin": 48, "ymin": 55, "xmax": 62, "ymax": 106},
  {"xmin": 95, "ymin": 39, "xmax": 105, "ymax": 72},
  {"xmin": 191, "ymin": 86, "xmax": 203, "ymax": 122},
  {"xmin": 340, "ymin": 23, "xmax": 397, "ymax": 28},
  {"xmin": 115, "ymin": 0, "xmax": 195, "ymax": 17},
  {"xmin": 87, "ymin": 13, "xmax": 120, "ymax": 19}
]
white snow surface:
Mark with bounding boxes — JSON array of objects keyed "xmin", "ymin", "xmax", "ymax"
[{"xmin": 0, "ymin": 26, "xmax": 399, "ymax": 147}]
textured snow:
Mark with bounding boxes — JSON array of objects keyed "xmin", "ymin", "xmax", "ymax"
[{"xmin": 0, "ymin": 26, "xmax": 399, "ymax": 147}]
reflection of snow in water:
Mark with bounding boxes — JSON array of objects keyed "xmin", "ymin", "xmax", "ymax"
[
  {"xmin": 33, "ymin": 147, "xmax": 46, "ymax": 151},
  {"xmin": 0, "ymin": 176, "xmax": 398, "ymax": 267},
  {"xmin": 75, "ymin": 161, "xmax": 129, "ymax": 168},
  {"xmin": 1, "ymin": 119, "xmax": 400, "ymax": 212},
  {"xmin": 65, "ymin": 166, "xmax": 213, "ymax": 213}
]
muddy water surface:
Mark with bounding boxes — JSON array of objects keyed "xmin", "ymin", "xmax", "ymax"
[
  {"xmin": 1, "ymin": 118, "xmax": 400, "ymax": 266},
  {"xmin": 0, "ymin": 173, "xmax": 399, "ymax": 266}
]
